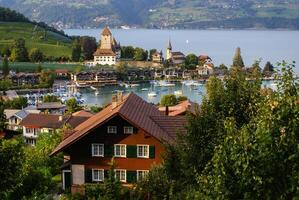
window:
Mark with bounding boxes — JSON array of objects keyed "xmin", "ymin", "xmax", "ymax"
[
  {"xmin": 115, "ymin": 169, "xmax": 126, "ymax": 182},
  {"xmin": 92, "ymin": 169, "xmax": 104, "ymax": 182},
  {"xmin": 137, "ymin": 145, "xmax": 149, "ymax": 158},
  {"xmin": 107, "ymin": 126, "xmax": 117, "ymax": 134},
  {"xmin": 92, "ymin": 144, "xmax": 104, "ymax": 157},
  {"xmin": 26, "ymin": 128, "xmax": 34, "ymax": 133},
  {"xmin": 124, "ymin": 126, "xmax": 134, "ymax": 134},
  {"xmin": 114, "ymin": 144, "xmax": 126, "ymax": 157},
  {"xmin": 137, "ymin": 170, "xmax": 149, "ymax": 181}
]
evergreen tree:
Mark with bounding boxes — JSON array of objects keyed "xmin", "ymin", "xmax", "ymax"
[
  {"xmin": 10, "ymin": 38, "xmax": 29, "ymax": 62},
  {"xmin": 263, "ymin": 61, "xmax": 274, "ymax": 76},
  {"xmin": 66, "ymin": 98, "xmax": 82, "ymax": 114},
  {"xmin": 71, "ymin": 39, "xmax": 81, "ymax": 62},
  {"xmin": 29, "ymin": 48, "xmax": 44, "ymax": 62},
  {"xmin": 2, "ymin": 55, "xmax": 9, "ymax": 76},
  {"xmin": 0, "ymin": 100, "xmax": 7, "ymax": 131},
  {"xmin": 80, "ymin": 36, "xmax": 97, "ymax": 60},
  {"xmin": 232, "ymin": 47, "xmax": 245, "ymax": 68}
]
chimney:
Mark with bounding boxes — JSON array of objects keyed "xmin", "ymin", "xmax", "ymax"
[
  {"xmin": 165, "ymin": 106, "xmax": 169, "ymax": 116},
  {"xmin": 117, "ymin": 91, "xmax": 123, "ymax": 104},
  {"xmin": 111, "ymin": 94, "xmax": 118, "ymax": 109}
]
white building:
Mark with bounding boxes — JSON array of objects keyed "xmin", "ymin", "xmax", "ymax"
[{"xmin": 93, "ymin": 27, "xmax": 121, "ymax": 66}]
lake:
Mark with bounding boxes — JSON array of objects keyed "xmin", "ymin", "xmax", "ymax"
[
  {"xmin": 65, "ymin": 29, "xmax": 299, "ymax": 74},
  {"xmin": 74, "ymin": 81, "xmax": 276, "ymax": 107}
]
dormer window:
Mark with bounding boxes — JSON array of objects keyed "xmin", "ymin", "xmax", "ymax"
[
  {"xmin": 124, "ymin": 126, "xmax": 134, "ymax": 134},
  {"xmin": 107, "ymin": 126, "xmax": 117, "ymax": 134}
]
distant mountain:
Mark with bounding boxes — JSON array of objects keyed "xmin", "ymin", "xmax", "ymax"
[{"xmin": 1, "ymin": 0, "xmax": 299, "ymax": 29}]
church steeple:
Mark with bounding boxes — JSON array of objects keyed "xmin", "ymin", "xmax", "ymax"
[
  {"xmin": 166, "ymin": 39, "xmax": 172, "ymax": 61},
  {"xmin": 167, "ymin": 39, "xmax": 172, "ymax": 50}
]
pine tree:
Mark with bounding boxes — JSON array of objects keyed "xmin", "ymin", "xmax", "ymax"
[
  {"xmin": 10, "ymin": 38, "xmax": 29, "ymax": 62},
  {"xmin": 232, "ymin": 47, "xmax": 245, "ymax": 68},
  {"xmin": 2, "ymin": 55, "xmax": 9, "ymax": 76},
  {"xmin": 71, "ymin": 39, "xmax": 81, "ymax": 62}
]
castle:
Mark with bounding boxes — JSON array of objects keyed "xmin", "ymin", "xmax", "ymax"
[{"xmin": 93, "ymin": 27, "xmax": 121, "ymax": 66}]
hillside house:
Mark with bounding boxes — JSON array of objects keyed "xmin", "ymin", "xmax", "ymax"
[{"xmin": 50, "ymin": 92, "xmax": 186, "ymax": 193}]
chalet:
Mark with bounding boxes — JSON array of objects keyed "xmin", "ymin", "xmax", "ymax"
[
  {"xmin": 55, "ymin": 69, "xmax": 69, "ymax": 77},
  {"xmin": 50, "ymin": 92, "xmax": 187, "ymax": 193},
  {"xmin": 152, "ymin": 51, "xmax": 163, "ymax": 63},
  {"xmin": 20, "ymin": 113, "xmax": 90, "ymax": 146},
  {"xmin": 9, "ymin": 73, "xmax": 40, "ymax": 86},
  {"xmin": 197, "ymin": 63, "xmax": 214, "ymax": 76}
]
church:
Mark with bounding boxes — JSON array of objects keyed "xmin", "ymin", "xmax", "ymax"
[
  {"xmin": 166, "ymin": 40, "xmax": 185, "ymax": 65},
  {"xmin": 93, "ymin": 27, "xmax": 121, "ymax": 66}
]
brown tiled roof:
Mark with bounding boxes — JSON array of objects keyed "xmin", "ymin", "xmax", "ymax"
[
  {"xmin": 172, "ymin": 52, "xmax": 185, "ymax": 57},
  {"xmin": 93, "ymin": 49, "xmax": 116, "ymax": 56},
  {"xmin": 37, "ymin": 102, "xmax": 66, "ymax": 110},
  {"xmin": 72, "ymin": 110, "xmax": 94, "ymax": 118},
  {"xmin": 159, "ymin": 100, "xmax": 199, "ymax": 116},
  {"xmin": 65, "ymin": 116, "xmax": 90, "ymax": 128},
  {"xmin": 150, "ymin": 116, "xmax": 187, "ymax": 138},
  {"xmin": 102, "ymin": 27, "xmax": 112, "ymax": 36},
  {"xmin": 20, "ymin": 113, "xmax": 65, "ymax": 128},
  {"xmin": 51, "ymin": 93, "xmax": 186, "ymax": 156}
]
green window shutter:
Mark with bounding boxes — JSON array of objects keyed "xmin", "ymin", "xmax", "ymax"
[
  {"xmin": 126, "ymin": 171, "xmax": 137, "ymax": 183},
  {"xmin": 127, "ymin": 145, "xmax": 137, "ymax": 158},
  {"xmin": 149, "ymin": 146, "xmax": 155, "ymax": 158},
  {"xmin": 85, "ymin": 168, "xmax": 92, "ymax": 183},
  {"xmin": 104, "ymin": 145, "xmax": 114, "ymax": 157}
]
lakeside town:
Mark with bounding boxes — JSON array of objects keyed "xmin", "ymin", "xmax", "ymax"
[{"xmin": 1, "ymin": 19, "xmax": 299, "ymax": 200}]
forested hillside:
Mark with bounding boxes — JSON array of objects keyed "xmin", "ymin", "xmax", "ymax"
[{"xmin": 1, "ymin": 0, "xmax": 299, "ymax": 29}]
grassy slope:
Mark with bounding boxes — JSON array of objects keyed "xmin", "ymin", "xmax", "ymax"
[{"xmin": 0, "ymin": 22, "xmax": 72, "ymax": 58}]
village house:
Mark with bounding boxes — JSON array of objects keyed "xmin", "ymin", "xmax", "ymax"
[
  {"xmin": 37, "ymin": 102, "xmax": 66, "ymax": 114},
  {"xmin": 197, "ymin": 63, "xmax": 214, "ymax": 76},
  {"xmin": 166, "ymin": 40, "xmax": 185, "ymax": 65},
  {"xmin": 20, "ymin": 113, "xmax": 91, "ymax": 146},
  {"xmin": 152, "ymin": 50, "xmax": 163, "ymax": 63},
  {"xmin": 9, "ymin": 73, "xmax": 40, "ymax": 86},
  {"xmin": 71, "ymin": 71, "xmax": 118, "ymax": 86},
  {"xmin": 92, "ymin": 27, "xmax": 121, "ymax": 66},
  {"xmin": 55, "ymin": 69, "xmax": 69, "ymax": 78},
  {"xmin": 4, "ymin": 106, "xmax": 40, "ymax": 130},
  {"xmin": 50, "ymin": 92, "xmax": 186, "ymax": 193}
]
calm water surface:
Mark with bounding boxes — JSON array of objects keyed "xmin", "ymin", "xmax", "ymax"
[
  {"xmin": 78, "ymin": 81, "xmax": 275, "ymax": 106},
  {"xmin": 65, "ymin": 29, "xmax": 299, "ymax": 74}
]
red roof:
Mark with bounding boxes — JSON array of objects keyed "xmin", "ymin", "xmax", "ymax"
[
  {"xmin": 102, "ymin": 27, "xmax": 112, "ymax": 36},
  {"xmin": 93, "ymin": 49, "xmax": 116, "ymax": 56},
  {"xmin": 51, "ymin": 93, "xmax": 187, "ymax": 156},
  {"xmin": 159, "ymin": 100, "xmax": 198, "ymax": 116}
]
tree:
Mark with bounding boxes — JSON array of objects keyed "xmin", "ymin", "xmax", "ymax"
[
  {"xmin": 263, "ymin": 61, "xmax": 274, "ymax": 76},
  {"xmin": 39, "ymin": 70, "xmax": 55, "ymax": 87},
  {"xmin": 43, "ymin": 95, "xmax": 60, "ymax": 102},
  {"xmin": 115, "ymin": 62, "xmax": 128, "ymax": 80},
  {"xmin": 121, "ymin": 46, "xmax": 135, "ymax": 59},
  {"xmin": 0, "ymin": 100, "xmax": 7, "ymax": 131},
  {"xmin": 149, "ymin": 49, "xmax": 157, "ymax": 61},
  {"xmin": 0, "ymin": 79, "xmax": 12, "ymax": 92},
  {"xmin": 80, "ymin": 36, "xmax": 97, "ymax": 60},
  {"xmin": 2, "ymin": 55, "xmax": 9, "ymax": 76},
  {"xmin": 10, "ymin": 38, "xmax": 29, "ymax": 62},
  {"xmin": 66, "ymin": 98, "xmax": 82, "ymax": 114},
  {"xmin": 36, "ymin": 64, "xmax": 42, "ymax": 73},
  {"xmin": 1, "ymin": 47, "xmax": 11, "ymax": 57},
  {"xmin": 4, "ymin": 96, "xmax": 28, "ymax": 109},
  {"xmin": 185, "ymin": 54, "xmax": 198, "ymax": 69},
  {"xmin": 232, "ymin": 47, "xmax": 244, "ymax": 68},
  {"xmin": 134, "ymin": 48, "xmax": 147, "ymax": 61},
  {"xmin": 29, "ymin": 48, "xmax": 44, "ymax": 62},
  {"xmin": 90, "ymin": 106, "xmax": 102, "ymax": 113},
  {"xmin": 0, "ymin": 138, "xmax": 25, "ymax": 199},
  {"xmin": 160, "ymin": 94, "xmax": 178, "ymax": 106},
  {"xmin": 195, "ymin": 62, "xmax": 299, "ymax": 199},
  {"xmin": 71, "ymin": 39, "xmax": 81, "ymax": 62}
]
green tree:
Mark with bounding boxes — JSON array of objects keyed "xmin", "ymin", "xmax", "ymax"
[
  {"xmin": 0, "ymin": 79, "xmax": 12, "ymax": 92},
  {"xmin": 134, "ymin": 48, "xmax": 147, "ymax": 61},
  {"xmin": 80, "ymin": 36, "xmax": 97, "ymax": 60},
  {"xmin": 115, "ymin": 62, "xmax": 128, "ymax": 80},
  {"xmin": 185, "ymin": 54, "xmax": 198, "ymax": 69},
  {"xmin": 39, "ymin": 70, "xmax": 55, "ymax": 87},
  {"xmin": 66, "ymin": 98, "xmax": 82, "ymax": 114},
  {"xmin": 2, "ymin": 55, "xmax": 9, "ymax": 76},
  {"xmin": 149, "ymin": 49, "xmax": 157, "ymax": 61},
  {"xmin": 196, "ymin": 62, "xmax": 299, "ymax": 199},
  {"xmin": 0, "ymin": 100, "xmax": 7, "ymax": 131},
  {"xmin": 1, "ymin": 47, "xmax": 11, "ymax": 57},
  {"xmin": 29, "ymin": 48, "xmax": 44, "ymax": 62},
  {"xmin": 71, "ymin": 39, "xmax": 81, "ymax": 62},
  {"xmin": 0, "ymin": 138, "xmax": 25, "ymax": 199},
  {"xmin": 232, "ymin": 47, "xmax": 244, "ymax": 68},
  {"xmin": 10, "ymin": 38, "xmax": 29, "ymax": 62},
  {"xmin": 36, "ymin": 64, "xmax": 42, "ymax": 73},
  {"xmin": 160, "ymin": 94, "xmax": 178, "ymax": 106},
  {"xmin": 121, "ymin": 46, "xmax": 135, "ymax": 59},
  {"xmin": 90, "ymin": 106, "xmax": 102, "ymax": 113},
  {"xmin": 4, "ymin": 96, "xmax": 27, "ymax": 109},
  {"xmin": 43, "ymin": 95, "xmax": 60, "ymax": 102}
]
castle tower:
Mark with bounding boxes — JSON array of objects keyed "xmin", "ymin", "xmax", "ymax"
[
  {"xmin": 100, "ymin": 27, "xmax": 112, "ymax": 49},
  {"xmin": 166, "ymin": 39, "xmax": 172, "ymax": 60}
]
